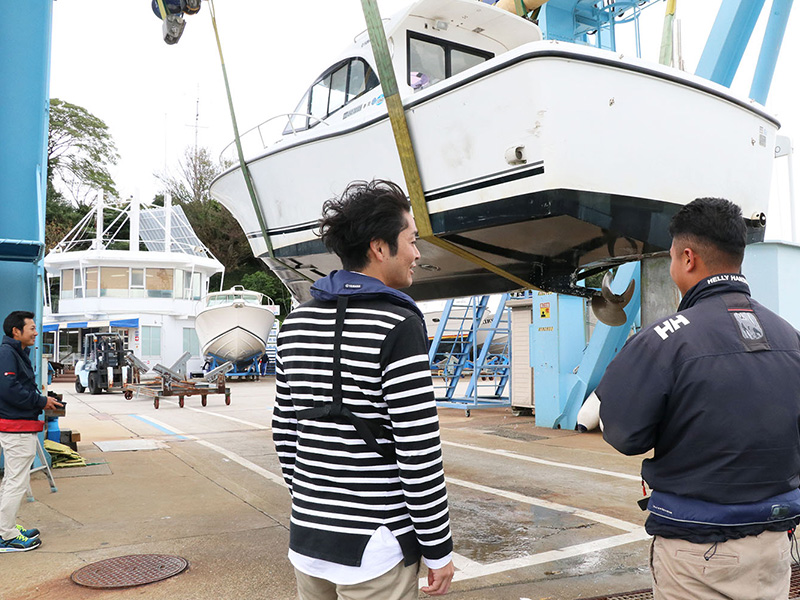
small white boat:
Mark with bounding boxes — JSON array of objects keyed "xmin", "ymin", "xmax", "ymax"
[
  {"xmin": 210, "ymin": 0, "xmax": 775, "ymax": 309},
  {"xmin": 195, "ymin": 286, "xmax": 277, "ymax": 363}
]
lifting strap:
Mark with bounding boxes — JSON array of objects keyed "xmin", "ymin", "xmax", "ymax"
[
  {"xmin": 207, "ymin": 0, "xmax": 313, "ymax": 285},
  {"xmin": 294, "ymin": 296, "xmax": 396, "ymax": 460},
  {"xmin": 360, "ymin": 0, "xmax": 534, "ymax": 291}
]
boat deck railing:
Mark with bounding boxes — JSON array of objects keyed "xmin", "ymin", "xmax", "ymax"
[{"xmin": 219, "ymin": 113, "xmax": 330, "ymax": 164}]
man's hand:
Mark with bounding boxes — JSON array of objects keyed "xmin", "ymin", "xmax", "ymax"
[
  {"xmin": 421, "ymin": 560, "xmax": 454, "ymax": 596},
  {"xmin": 44, "ymin": 395, "xmax": 63, "ymax": 411}
]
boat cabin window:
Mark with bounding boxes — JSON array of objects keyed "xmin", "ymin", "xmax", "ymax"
[
  {"xmin": 283, "ymin": 58, "xmax": 379, "ymax": 134},
  {"xmin": 407, "ymin": 32, "xmax": 493, "ymax": 90}
]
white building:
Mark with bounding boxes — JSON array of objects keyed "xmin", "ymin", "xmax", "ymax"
[{"xmin": 44, "ymin": 194, "xmax": 224, "ymax": 375}]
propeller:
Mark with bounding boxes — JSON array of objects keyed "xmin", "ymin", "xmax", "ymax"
[{"xmin": 591, "ymin": 271, "xmax": 636, "ymax": 326}]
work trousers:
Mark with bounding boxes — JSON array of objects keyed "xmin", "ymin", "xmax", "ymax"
[
  {"xmin": 651, "ymin": 531, "xmax": 792, "ymax": 600},
  {"xmin": 0, "ymin": 432, "xmax": 37, "ymax": 541},
  {"xmin": 295, "ymin": 560, "xmax": 420, "ymax": 600}
]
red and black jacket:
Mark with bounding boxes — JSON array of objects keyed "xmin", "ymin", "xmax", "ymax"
[{"xmin": 0, "ymin": 335, "xmax": 46, "ymax": 433}]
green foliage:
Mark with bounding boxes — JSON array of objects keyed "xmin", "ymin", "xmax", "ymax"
[
  {"xmin": 48, "ymin": 99, "xmax": 119, "ymax": 205},
  {"xmin": 158, "ymin": 145, "xmax": 293, "ymax": 314},
  {"xmin": 156, "ymin": 147, "xmax": 253, "ymax": 270},
  {"xmin": 240, "ymin": 270, "xmax": 292, "ymax": 320}
]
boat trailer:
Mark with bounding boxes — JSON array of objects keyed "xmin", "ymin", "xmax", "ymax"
[{"xmin": 123, "ymin": 357, "xmax": 233, "ymax": 409}]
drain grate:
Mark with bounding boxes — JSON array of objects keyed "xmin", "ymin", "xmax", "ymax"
[
  {"xmin": 71, "ymin": 554, "xmax": 189, "ymax": 589},
  {"xmin": 578, "ymin": 563, "xmax": 800, "ymax": 600}
]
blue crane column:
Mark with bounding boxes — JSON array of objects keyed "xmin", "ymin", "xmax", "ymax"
[{"xmin": 0, "ymin": 0, "xmax": 53, "ymax": 408}]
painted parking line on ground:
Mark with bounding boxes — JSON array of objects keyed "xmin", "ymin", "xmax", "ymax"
[
  {"xmin": 443, "ymin": 440, "xmax": 641, "ymax": 482},
  {"xmin": 132, "ymin": 415, "xmax": 190, "ymax": 440},
  {"xmin": 134, "ymin": 415, "xmax": 647, "ymax": 583},
  {"xmin": 158, "ymin": 399, "xmax": 272, "ymax": 430},
  {"xmin": 134, "ymin": 414, "xmax": 286, "ymax": 488}
]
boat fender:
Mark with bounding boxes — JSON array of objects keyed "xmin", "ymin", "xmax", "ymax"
[{"xmin": 576, "ymin": 391, "xmax": 601, "ymax": 432}]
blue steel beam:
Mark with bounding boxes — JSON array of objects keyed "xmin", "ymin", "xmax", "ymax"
[
  {"xmin": 695, "ymin": 0, "xmax": 766, "ymax": 87},
  {"xmin": 0, "ymin": 0, "xmax": 54, "ymax": 392},
  {"xmin": 552, "ymin": 261, "xmax": 641, "ymax": 430},
  {"xmin": 749, "ymin": 0, "xmax": 793, "ymax": 104}
]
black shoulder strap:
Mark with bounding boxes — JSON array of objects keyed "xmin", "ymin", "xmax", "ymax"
[
  {"xmin": 722, "ymin": 292, "xmax": 770, "ymax": 352},
  {"xmin": 294, "ymin": 296, "xmax": 396, "ymax": 460}
]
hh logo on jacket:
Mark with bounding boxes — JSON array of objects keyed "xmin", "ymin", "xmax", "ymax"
[{"xmin": 654, "ymin": 315, "xmax": 691, "ymax": 341}]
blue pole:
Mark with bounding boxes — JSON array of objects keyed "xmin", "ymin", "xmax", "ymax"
[
  {"xmin": 695, "ymin": 0, "xmax": 765, "ymax": 87},
  {"xmin": 0, "ymin": 0, "xmax": 54, "ymax": 395},
  {"xmin": 749, "ymin": 0, "xmax": 793, "ymax": 105}
]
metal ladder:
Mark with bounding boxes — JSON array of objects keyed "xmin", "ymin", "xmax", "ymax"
[{"xmin": 429, "ymin": 294, "xmax": 512, "ymax": 415}]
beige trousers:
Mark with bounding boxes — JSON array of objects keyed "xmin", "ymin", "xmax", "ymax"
[
  {"xmin": 0, "ymin": 432, "xmax": 37, "ymax": 541},
  {"xmin": 651, "ymin": 531, "xmax": 792, "ymax": 600},
  {"xmin": 295, "ymin": 560, "xmax": 420, "ymax": 600}
]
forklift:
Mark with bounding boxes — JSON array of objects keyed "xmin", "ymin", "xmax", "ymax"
[{"xmin": 75, "ymin": 333, "xmax": 133, "ymax": 395}]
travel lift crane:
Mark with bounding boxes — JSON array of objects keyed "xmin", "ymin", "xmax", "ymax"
[{"xmin": 398, "ymin": 0, "xmax": 793, "ymax": 424}]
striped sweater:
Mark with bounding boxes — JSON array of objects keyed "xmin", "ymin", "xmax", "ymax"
[{"xmin": 272, "ymin": 271, "xmax": 452, "ymax": 567}]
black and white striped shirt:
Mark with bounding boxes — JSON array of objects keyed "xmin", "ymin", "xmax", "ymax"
[{"xmin": 273, "ymin": 291, "xmax": 452, "ymax": 568}]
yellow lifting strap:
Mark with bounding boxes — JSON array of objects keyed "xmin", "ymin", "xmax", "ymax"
[
  {"xmin": 207, "ymin": 1, "xmax": 313, "ymax": 283},
  {"xmin": 359, "ymin": 0, "xmax": 532, "ymax": 290},
  {"xmin": 155, "ymin": 0, "xmax": 169, "ymax": 20}
]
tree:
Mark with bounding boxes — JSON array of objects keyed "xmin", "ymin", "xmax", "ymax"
[
  {"xmin": 157, "ymin": 146, "xmax": 292, "ymax": 310},
  {"xmin": 241, "ymin": 271, "xmax": 292, "ymax": 321},
  {"xmin": 157, "ymin": 146, "xmax": 257, "ymax": 272},
  {"xmin": 48, "ymin": 99, "xmax": 119, "ymax": 206}
]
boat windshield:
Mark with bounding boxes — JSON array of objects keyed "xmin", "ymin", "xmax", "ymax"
[
  {"xmin": 283, "ymin": 58, "xmax": 379, "ymax": 134},
  {"xmin": 206, "ymin": 293, "xmax": 262, "ymax": 307}
]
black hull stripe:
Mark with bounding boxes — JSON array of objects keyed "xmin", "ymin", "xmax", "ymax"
[
  {"xmin": 426, "ymin": 163, "xmax": 544, "ymax": 202},
  {"xmin": 246, "ymin": 162, "xmax": 545, "ymax": 239}
]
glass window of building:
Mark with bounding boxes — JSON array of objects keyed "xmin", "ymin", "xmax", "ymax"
[
  {"xmin": 85, "ymin": 267, "xmax": 99, "ymax": 297},
  {"xmin": 145, "ymin": 268, "xmax": 173, "ymax": 298},
  {"xmin": 191, "ymin": 272, "xmax": 202, "ymax": 300},
  {"xmin": 174, "ymin": 269, "xmax": 185, "ymax": 300},
  {"xmin": 61, "ymin": 269, "xmax": 74, "ymax": 300},
  {"xmin": 141, "ymin": 326, "xmax": 161, "ymax": 357},
  {"xmin": 100, "ymin": 267, "xmax": 129, "ymax": 297},
  {"xmin": 130, "ymin": 268, "xmax": 145, "ymax": 298},
  {"xmin": 74, "ymin": 268, "xmax": 84, "ymax": 299},
  {"xmin": 183, "ymin": 327, "xmax": 200, "ymax": 357}
]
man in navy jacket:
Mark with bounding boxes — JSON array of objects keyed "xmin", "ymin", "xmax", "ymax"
[
  {"xmin": 0, "ymin": 311, "xmax": 62, "ymax": 552},
  {"xmin": 597, "ymin": 198, "xmax": 800, "ymax": 599}
]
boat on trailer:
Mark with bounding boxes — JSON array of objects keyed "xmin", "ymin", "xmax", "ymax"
[
  {"xmin": 194, "ymin": 286, "xmax": 277, "ymax": 366},
  {"xmin": 209, "ymin": 0, "xmax": 774, "ymax": 312}
]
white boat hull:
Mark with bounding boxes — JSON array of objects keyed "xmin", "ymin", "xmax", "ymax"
[
  {"xmin": 195, "ymin": 303, "xmax": 276, "ymax": 363},
  {"xmin": 211, "ymin": 41, "xmax": 774, "ymax": 303}
]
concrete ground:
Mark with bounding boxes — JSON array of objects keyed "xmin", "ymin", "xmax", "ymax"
[{"xmin": 3, "ymin": 378, "xmax": 654, "ymax": 600}]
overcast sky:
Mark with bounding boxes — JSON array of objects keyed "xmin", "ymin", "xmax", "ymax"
[{"xmin": 49, "ymin": 1, "xmax": 799, "ymax": 239}]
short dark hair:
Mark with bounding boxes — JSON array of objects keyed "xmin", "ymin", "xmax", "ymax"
[
  {"xmin": 319, "ymin": 179, "xmax": 412, "ymax": 271},
  {"xmin": 4, "ymin": 311, "xmax": 35, "ymax": 337},
  {"xmin": 668, "ymin": 197, "xmax": 746, "ymax": 267}
]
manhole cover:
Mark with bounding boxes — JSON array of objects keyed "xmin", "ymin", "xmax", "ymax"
[
  {"xmin": 71, "ymin": 554, "xmax": 188, "ymax": 589},
  {"xmin": 578, "ymin": 562, "xmax": 800, "ymax": 600}
]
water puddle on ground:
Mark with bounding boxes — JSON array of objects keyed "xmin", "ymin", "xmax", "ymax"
[{"xmin": 449, "ymin": 487, "xmax": 616, "ymax": 564}]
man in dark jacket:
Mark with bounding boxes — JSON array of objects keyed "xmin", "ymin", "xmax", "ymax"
[
  {"xmin": 0, "ymin": 311, "xmax": 62, "ymax": 552},
  {"xmin": 273, "ymin": 180, "xmax": 454, "ymax": 598},
  {"xmin": 597, "ymin": 198, "xmax": 800, "ymax": 600}
]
